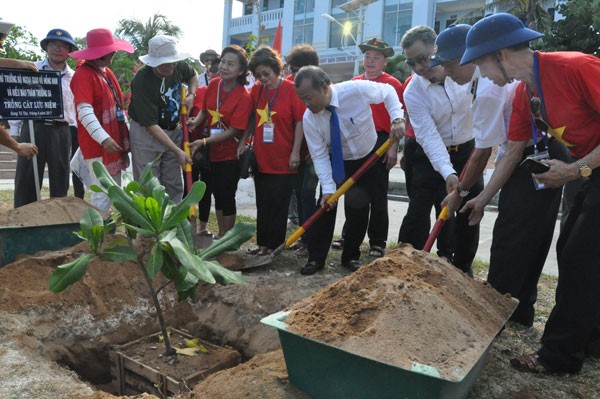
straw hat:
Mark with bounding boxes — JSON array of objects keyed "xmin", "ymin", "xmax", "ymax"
[
  {"xmin": 139, "ymin": 35, "xmax": 191, "ymax": 67},
  {"xmin": 69, "ymin": 28, "xmax": 133, "ymax": 60}
]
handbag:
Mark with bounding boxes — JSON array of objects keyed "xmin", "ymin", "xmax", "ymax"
[{"xmin": 239, "ymin": 134, "xmax": 257, "ymax": 179}]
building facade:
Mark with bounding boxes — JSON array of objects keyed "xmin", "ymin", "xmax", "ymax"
[{"xmin": 223, "ymin": 0, "xmax": 559, "ymax": 82}]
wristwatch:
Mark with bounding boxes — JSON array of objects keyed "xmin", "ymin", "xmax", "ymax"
[
  {"xmin": 392, "ymin": 117, "xmax": 405, "ymax": 125},
  {"xmin": 456, "ymin": 185, "xmax": 470, "ymax": 198},
  {"xmin": 576, "ymin": 159, "xmax": 592, "ymax": 177}
]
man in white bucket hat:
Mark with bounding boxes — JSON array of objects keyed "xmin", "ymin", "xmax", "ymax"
[{"xmin": 129, "ymin": 35, "xmax": 198, "ymax": 203}]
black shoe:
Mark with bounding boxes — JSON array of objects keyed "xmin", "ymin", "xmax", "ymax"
[
  {"xmin": 342, "ymin": 259, "xmax": 361, "ymax": 272},
  {"xmin": 300, "ymin": 260, "xmax": 324, "ymax": 275}
]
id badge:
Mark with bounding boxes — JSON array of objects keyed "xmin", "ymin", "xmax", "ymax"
[
  {"xmin": 210, "ymin": 127, "xmax": 224, "ymax": 137},
  {"xmin": 527, "ymin": 150, "xmax": 549, "ymax": 190},
  {"xmin": 116, "ymin": 108, "xmax": 125, "ymax": 122},
  {"xmin": 263, "ymin": 122, "xmax": 274, "ymax": 143}
]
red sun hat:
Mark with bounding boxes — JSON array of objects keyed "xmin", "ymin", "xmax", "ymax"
[{"xmin": 69, "ymin": 28, "xmax": 133, "ymax": 60}]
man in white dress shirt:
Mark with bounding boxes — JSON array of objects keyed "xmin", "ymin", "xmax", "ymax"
[
  {"xmin": 397, "ymin": 25, "xmax": 482, "ymax": 275},
  {"xmin": 9, "ymin": 29, "xmax": 78, "ymax": 207},
  {"xmin": 294, "ymin": 66, "xmax": 405, "ymax": 275}
]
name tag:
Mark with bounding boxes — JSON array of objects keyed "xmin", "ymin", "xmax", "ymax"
[
  {"xmin": 210, "ymin": 127, "xmax": 224, "ymax": 137},
  {"xmin": 116, "ymin": 108, "xmax": 125, "ymax": 122},
  {"xmin": 263, "ymin": 122, "xmax": 274, "ymax": 143}
]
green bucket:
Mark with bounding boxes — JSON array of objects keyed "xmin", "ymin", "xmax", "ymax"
[
  {"xmin": 261, "ymin": 310, "xmax": 501, "ymax": 399},
  {"xmin": 0, "ymin": 223, "xmax": 82, "ymax": 267}
]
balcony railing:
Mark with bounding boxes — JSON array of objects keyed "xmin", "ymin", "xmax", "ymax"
[{"xmin": 229, "ymin": 8, "xmax": 284, "ymax": 32}]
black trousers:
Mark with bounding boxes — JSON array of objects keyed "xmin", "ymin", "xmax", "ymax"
[
  {"xmin": 401, "ymin": 136, "xmax": 418, "ymax": 199},
  {"xmin": 308, "ymin": 148, "xmax": 388, "ymax": 265},
  {"xmin": 14, "ymin": 121, "xmax": 71, "ymax": 208},
  {"xmin": 488, "ymin": 140, "xmax": 568, "ymax": 327},
  {"xmin": 397, "ymin": 139, "xmax": 483, "ymax": 274},
  {"xmin": 70, "ymin": 126, "xmax": 85, "ymax": 199},
  {"xmin": 254, "ymin": 172, "xmax": 295, "ymax": 250},
  {"xmin": 538, "ymin": 172, "xmax": 600, "ymax": 373},
  {"xmin": 211, "ymin": 160, "xmax": 239, "ymax": 216}
]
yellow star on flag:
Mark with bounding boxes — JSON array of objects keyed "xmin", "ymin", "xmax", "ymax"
[
  {"xmin": 208, "ymin": 109, "xmax": 224, "ymax": 126},
  {"xmin": 548, "ymin": 125, "xmax": 573, "ymax": 147},
  {"xmin": 256, "ymin": 105, "xmax": 276, "ymax": 127}
]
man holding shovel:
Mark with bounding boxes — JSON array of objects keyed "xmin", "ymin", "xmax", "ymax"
[{"xmin": 294, "ymin": 66, "xmax": 405, "ymax": 275}]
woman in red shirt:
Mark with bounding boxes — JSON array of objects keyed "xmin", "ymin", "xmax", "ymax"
[
  {"xmin": 244, "ymin": 46, "xmax": 305, "ymax": 255},
  {"xmin": 189, "ymin": 45, "xmax": 252, "ymax": 237}
]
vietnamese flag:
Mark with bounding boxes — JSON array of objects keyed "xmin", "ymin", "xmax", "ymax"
[{"xmin": 273, "ymin": 19, "xmax": 282, "ymax": 54}]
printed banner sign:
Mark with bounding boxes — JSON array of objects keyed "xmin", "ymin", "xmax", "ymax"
[{"xmin": 0, "ymin": 67, "xmax": 63, "ymax": 120}]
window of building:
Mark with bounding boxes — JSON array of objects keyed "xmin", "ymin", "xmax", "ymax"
[
  {"xmin": 294, "ymin": 0, "xmax": 315, "ymax": 15},
  {"xmin": 293, "ymin": 19, "xmax": 314, "ymax": 45},
  {"xmin": 244, "ymin": 1, "xmax": 254, "ymax": 16},
  {"xmin": 327, "ymin": 12, "xmax": 358, "ymax": 49},
  {"xmin": 383, "ymin": 0, "xmax": 413, "ymax": 47}
]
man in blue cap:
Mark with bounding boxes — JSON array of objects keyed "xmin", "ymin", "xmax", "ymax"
[
  {"xmin": 460, "ymin": 12, "xmax": 600, "ymax": 374},
  {"xmin": 9, "ymin": 28, "xmax": 78, "ymax": 207},
  {"xmin": 435, "ymin": 24, "xmax": 565, "ymax": 328}
]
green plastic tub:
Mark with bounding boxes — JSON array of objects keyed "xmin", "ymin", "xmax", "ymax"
[
  {"xmin": 261, "ymin": 310, "xmax": 505, "ymax": 399},
  {"xmin": 0, "ymin": 223, "xmax": 81, "ymax": 267}
]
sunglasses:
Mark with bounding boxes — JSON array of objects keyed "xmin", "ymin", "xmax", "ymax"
[
  {"xmin": 529, "ymin": 97, "xmax": 549, "ymax": 132},
  {"xmin": 405, "ymin": 54, "xmax": 430, "ymax": 68}
]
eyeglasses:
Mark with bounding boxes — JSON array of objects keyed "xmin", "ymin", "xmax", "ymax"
[
  {"xmin": 529, "ymin": 96, "xmax": 549, "ymax": 132},
  {"xmin": 405, "ymin": 54, "xmax": 430, "ymax": 68},
  {"xmin": 209, "ymin": 65, "xmax": 219, "ymax": 73}
]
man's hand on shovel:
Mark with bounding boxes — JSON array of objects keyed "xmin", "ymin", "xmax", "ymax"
[{"xmin": 320, "ymin": 193, "xmax": 337, "ymax": 210}]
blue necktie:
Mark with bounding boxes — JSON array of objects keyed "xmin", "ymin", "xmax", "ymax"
[{"xmin": 326, "ymin": 105, "xmax": 345, "ymax": 184}]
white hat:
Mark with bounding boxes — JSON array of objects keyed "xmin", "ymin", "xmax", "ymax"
[{"xmin": 139, "ymin": 35, "xmax": 191, "ymax": 67}]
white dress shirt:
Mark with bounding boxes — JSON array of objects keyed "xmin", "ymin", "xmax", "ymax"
[
  {"xmin": 9, "ymin": 58, "xmax": 76, "ymax": 136},
  {"xmin": 302, "ymin": 79, "xmax": 404, "ymax": 194},
  {"xmin": 404, "ymin": 74, "xmax": 475, "ymax": 180},
  {"xmin": 471, "ymin": 68, "xmax": 518, "ymax": 160}
]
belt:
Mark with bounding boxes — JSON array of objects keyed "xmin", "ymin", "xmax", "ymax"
[
  {"xmin": 37, "ymin": 119, "xmax": 69, "ymax": 126},
  {"xmin": 446, "ymin": 141, "xmax": 472, "ymax": 153}
]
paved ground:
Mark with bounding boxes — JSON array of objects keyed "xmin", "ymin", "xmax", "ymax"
[
  {"xmin": 235, "ymin": 166, "xmax": 560, "ymax": 277},
  {"xmin": 0, "ymin": 165, "xmax": 560, "ymax": 276}
]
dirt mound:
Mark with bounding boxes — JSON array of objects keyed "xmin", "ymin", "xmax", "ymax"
[
  {"xmin": 285, "ymin": 245, "xmax": 517, "ymax": 380},
  {"xmin": 182, "ymin": 350, "xmax": 309, "ymax": 399},
  {"xmin": 0, "ymin": 197, "xmax": 107, "ymax": 227}
]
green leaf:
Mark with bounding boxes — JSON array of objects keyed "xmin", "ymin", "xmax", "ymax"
[
  {"xmin": 199, "ymin": 223, "xmax": 255, "ymax": 260},
  {"xmin": 125, "ymin": 180, "xmax": 140, "ymax": 193},
  {"xmin": 204, "ymin": 260, "xmax": 246, "ymax": 285},
  {"xmin": 92, "ymin": 161, "xmax": 118, "ymax": 188},
  {"xmin": 164, "ymin": 236, "xmax": 216, "ymax": 285},
  {"xmin": 163, "ymin": 181, "xmax": 205, "ymax": 229},
  {"xmin": 90, "ymin": 184, "xmax": 105, "ymax": 193},
  {"xmin": 145, "ymin": 197, "xmax": 162, "ymax": 229},
  {"xmin": 146, "ymin": 245, "xmax": 164, "ymax": 279},
  {"xmin": 100, "ymin": 246, "xmax": 139, "ymax": 263},
  {"xmin": 176, "ymin": 219, "xmax": 194, "ymax": 250},
  {"xmin": 177, "ymin": 284, "xmax": 198, "ymax": 302},
  {"xmin": 79, "ymin": 209, "xmax": 105, "ymax": 252},
  {"xmin": 108, "ymin": 186, "xmax": 155, "ymax": 231},
  {"xmin": 48, "ymin": 253, "xmax": 95, "ymax": 293},
  {"xmin": 174, "ymin": 270, "xmax": 200, "ymax": 293},
  {"xmin": 138, "ymin": 162, "xmax": 154, "ymax": 188}
]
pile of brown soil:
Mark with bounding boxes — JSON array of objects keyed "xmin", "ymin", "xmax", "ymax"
[
  {"xmin": 285, "ymin": 245, "xmax": 517, "ymax": 381},
  {"xmin": 0, "ymin": 197, "xmax": 106, "ymax": 227}
]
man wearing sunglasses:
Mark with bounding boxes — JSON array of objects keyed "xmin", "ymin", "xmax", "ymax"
[
  {"xmin": 397, "ymin": 25, "xmax": 481, "ymax": 276},
  {"xmin": 460, "ymin": 13, "xmax": 600, "ymax": 374}
]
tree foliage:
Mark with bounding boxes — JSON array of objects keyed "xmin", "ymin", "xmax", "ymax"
[
  {"xmin": 385, "ymin": 54, "xmax": 411, "ymax": 83},
  {"xmin": 458, "ymin": 0, "xmax": 552, "ymax": 32},
  {"xmin": 541, "ymin": 0, "xmax": 600, "ymax": 56},
  {"xmin": 115, "ymin": 13, "xmax": 182, "ymax": 56},
  {"xmin": 1, "ymin": 24, "xmax": 42, "ymax": 62}
]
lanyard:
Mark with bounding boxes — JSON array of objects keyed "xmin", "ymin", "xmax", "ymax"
[
  {"xmin": 216, "ymin": 80, "xmax": 234, "ymax": 125},
  {"xmin": 531, "ymin": 52, "xmax": 549, "ymax": 152},
  {"xmin": 84, "ymin": 62, "xmax": 122, "ymax": 109},
  {"xmin": 263, "ymin": 79, "xmax": 282, "ymax": 120}
]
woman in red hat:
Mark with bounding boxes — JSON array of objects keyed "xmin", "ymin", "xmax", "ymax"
[{"xmin": 69, "ymin": 28, "xmax": 134, "ymax": 212}]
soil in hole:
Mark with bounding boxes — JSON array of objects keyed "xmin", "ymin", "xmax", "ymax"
[{"xmin": 0, "ymin": 197, "xmax": 107, "ymax": 227}]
